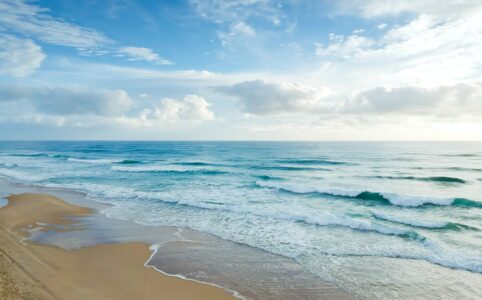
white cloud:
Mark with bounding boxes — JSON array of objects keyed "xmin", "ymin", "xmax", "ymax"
[
  {"xmin": 343, "ymin": 83, "xmax": 482, "ymax": 119},
  {"xmin": 215, "ymin": 78, "xmax": 482, "ymax": 121},
  {"xmin": 0, "ymin": 0, "xmax": 109, "ymax": 49},
  {"xmin": 189, "ymin": 0, "xmax": 281, "ymax": 25},
  {"xmin": 55, "ymin": 59, "xmax": 224, "ymax": 80},
  {"xmin": 0, "ymin": 1, "xmax": 173, "ymax": 66},
  {"xmin": 145, "ymin": 94, "xmax": 215, "ymax": 122},
  {"xmin": 315, "ymin": 33, "xmax": 375, "ymax": 59},
  {"xmin": 118, "ymin": 47, "xmax": 173, "ymax": 65},
  {"xmin": 335, "ymin": 0, "xmax": 482, "ymax": 19},
  {"xmin": 231, "ymin": 21, "xmax": 256, "ymax": 36},
  {"xmin": 0, "ymin": 34, "xmax": 46, "ymax": 76},
  {"xmin": 190, "ymin": 0, "xmax": 286, "ymax": 52},
  {"xmin": 377, "ymin": 23, "xmax": 387, "ymax": 30},
  {"xmin": 346, "ymin": 86, "xmax": 440, "ymax": 114},
  {"xmin": 0, "ymin": 84, "xmax": 216, "ymax": 128},
  {"xmin": 218, "ymin": 21, "xmax": 257, "ymax": 47},
  {"xmin": 216, "ymin": 79, "xmax": 331, "ymax": 115},
  {"xmin": 313, "ymin": 4, "xmax": 482, "ymax": 90},
  {"xmin": 0, "ymin": 85, "xmax": 133, "ymax": 116}
]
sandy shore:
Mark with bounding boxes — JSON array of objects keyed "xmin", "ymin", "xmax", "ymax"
[{"xmin": 0, "ymin": 193, "xmax": 236, "ymax": 300}]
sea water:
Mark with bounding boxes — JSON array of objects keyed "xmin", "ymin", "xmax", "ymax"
[{"xmin": 0, "ymin": 141, "xmax": 481, "ymax": 299}]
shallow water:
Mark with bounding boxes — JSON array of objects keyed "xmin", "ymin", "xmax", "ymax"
[{"xmin": 0, "ymin": 141, "xmax": 481, "ymax": 299}]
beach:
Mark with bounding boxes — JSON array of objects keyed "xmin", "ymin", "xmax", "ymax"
[{"xmin": 0, "ymin": 193, "xmax": 235, "ymax": 300}]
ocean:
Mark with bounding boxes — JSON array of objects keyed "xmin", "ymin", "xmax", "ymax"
[{"xmin": 1, "ymin": 141, "xmax": 481, "ymax": 299}]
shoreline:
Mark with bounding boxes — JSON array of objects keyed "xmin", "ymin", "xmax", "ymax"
[
  {"xmin": 0, "ymin": 192, "xmax": 237, "ymax": 300},
  {"xmin": 0, "ymin": 179, "xmax": 356, "ymax": 299}
]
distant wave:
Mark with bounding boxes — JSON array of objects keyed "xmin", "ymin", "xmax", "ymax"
[
  {"xmin": 174, "ymin": 161, "xmax": 224, "ymax": 167},
  {"xmin": 445, "ymin": 167, "xmax": 482, "ymax": 172},
  {"xmin": 0, "ymin": 162, "xmax": 17, "ymax": 168},
  {"xmin": 111, "ymin": 165, "xmax": 227, "ymax": 175},
  {"xmin": 68, "ymin": 158, "xmax": 124, "ymax": 164},
  {"xmin": 370, "ymin": 175, "xmax": 466, "ymax": 184},
  {"xmin": 117, "ymin": 159, "xmax": 143, "ymax": 165},
  {"xmin": 372, "ymin": 212, "xmax": 478, "ymax": 231},
  {"xmin": 50, "ymin": 154, "xmax": 70, "ymax": 159},
  {"xmin": 77, "ymin": 149, "xmax": 110, "ymax": 153},
  {"xmin": 255, "ymin": 181, "xmax": 482, "ymax": 208},
  {"xmin": 252, "ymin": 165, "xmax": 330, "ymax": 171},
  {"xmin": 8, "ymin": 153, "xmax": 70, "ymax": 159},
  {"xmin": 276, "ymin": 159, "xmax": 353, "ymax": 165},
  {"xmin": 9, "ymin": 153, "xmax": 49, "ymax": 157},
  {"xmin": 440, "ymin": 153, "xmax": 478, "ymax": 157},
  {"xmin": 256, "ymin": 175, "xmax": 284, "ymax": 181}
]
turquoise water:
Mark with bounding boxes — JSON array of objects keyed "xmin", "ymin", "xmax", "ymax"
[{"xmin": 1, "ymin": 141, "xmax": 481, "ymax": 298}]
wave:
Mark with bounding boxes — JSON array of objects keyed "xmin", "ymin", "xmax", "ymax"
[
  {"xmin": 174, "ymin": 161, "xmax": 223, "ymax": 167},
  {"xmin": 118, "ymin": 159, "xmax": 143, "ymax": 165},
  {"xmin": 32, "ymin": 181, "xmax": 482, "ymax": 274},
  {"xmin": 288, "ymin": 213, "xmax": 424, "ymax": 241},
  {"xmin": 451, "ymin": 198, "xmax": 482, "ymax": 208},
  {"xmin": 441, "ymin": 153, "xmax": 478, "ymax": 157},
  {"xmin": 445, "ymin": 167, "xmax": 482, "ymax": 172},
  {"xmin": 372, "ymin": 212, "xmax": 478, "ymax": 230},
  {"xmin": 77, "ymin": 149, "xmax": 110, "ymax": 153},
  {"xmin": 42, "ymin": 180, "xmax": 423, "ymax": 242},
  {"xmin": 111, "ymin": 165, "xmax": 227, "ymax": 175},
  {"xmin": 165, "ymin": 203, "xmax": 423, "ymax": 241},
  {"xmin": 420, "ymin": 240, "xmax": 482, "ymax": 273},
  {"xmin": 0, "ymin": 162, "xmax": 17, "ymax": 168},
  {"xmin": 256, "ymin": 175, "xmax": 284, "ymax": 181},
  {"xmin": 9, "ymin": 153, "xmax": 49, "ymax": 157},
  {"xmin": 3, "ymin": 153, "xmax": 73, "ymax": 163},
  {"xmin": 255, "ymin": 181, "xmax": 482, "ymax": 208},
  {"xmin": 252, "ymin": 165, "xmax": 330, "ymax": 171},
  {"xmin": 276, "ymin": 159, "xmax": 352, "ymax": 165},
  {"xmin": 49, "ymin": 154, "xmax": 70, "ymax": 159},
  {"xmin": 67, "ymin": 158, "xmax": 123, "ymax": 164},
  {"xmin": 0, "ymin": 168, "xmax": 50, "ymax": 182},
  {"xmin": 371, "ymin": 176, "xmax": 466, "ymax": 184}
]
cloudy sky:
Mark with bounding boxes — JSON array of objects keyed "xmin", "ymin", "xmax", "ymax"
[{"xmin": 0, "ymin": 0, "xmax": 481, "ymax": 140}]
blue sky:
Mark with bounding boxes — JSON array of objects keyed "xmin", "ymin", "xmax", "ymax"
[{"xmin": 1, "ymin": 0, "xmax": 481, "ymax": 140}]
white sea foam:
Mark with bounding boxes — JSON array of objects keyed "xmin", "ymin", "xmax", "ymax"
[
  {"xmin": 44, "ymin": 182, "xmax": 138, "ymax": 202},
  {"xmin": 278, "ymin": 212, "xmax": 420, "ymax": 238},
  {"xmin": 0, "ymin": 168, "xmax": 49, "ymax": 182},
  {"xmin": 383, "ymin": 193, "xmax": 454, "ymax": 207},
  {"xmin": 256, "ymin": 181, "xmax": 359, "ymax": 197},
  {"xmin": 67, "ymin": 158, "xmax": 123, "ymax": 164},
  {"xmin": 421, "ymin": 239, "xmax": 482, "ymax": 273},
  {"xmin": 58, "ymin": 180, "xmax": 481, "ymax": 275},
  {"xmin": 111, "ymin": 165, "xmax": 222, "ymax": 174},
  {"xmin": 372, "ymin": 212, "xmax": 449, "ymax": 228},
  {"xmin": 111, "ymin": 165, "xmax": 181, "ymax": 172}
]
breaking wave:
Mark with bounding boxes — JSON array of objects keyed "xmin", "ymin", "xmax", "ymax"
[{"xmin": 255, "ymin": 181, "xmax": 482, "ymax": 208}]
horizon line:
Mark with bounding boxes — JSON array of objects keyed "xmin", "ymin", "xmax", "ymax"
[{"xmin": 1, "ymin": 139, "xmax": 482, "ymax": 143}]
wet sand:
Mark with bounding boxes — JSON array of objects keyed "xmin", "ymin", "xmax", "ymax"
[{"xmin": 0, "ymin": 193, "xmax": 235, "ymax": 300}]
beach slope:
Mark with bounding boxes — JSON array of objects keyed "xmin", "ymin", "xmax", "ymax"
[{"xmin": 0, "ymin": 193, "xmax": 235, "ymax": 300}]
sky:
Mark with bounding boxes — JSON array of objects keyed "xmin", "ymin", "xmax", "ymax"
[{"xmin": 0, "ymin": 0, "xmax": 481, "ymax": 140}]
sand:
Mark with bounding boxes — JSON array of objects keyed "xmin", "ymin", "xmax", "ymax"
[{"xmin": 0, "ymin": 193, "xmax": 236, "ymax": 300}]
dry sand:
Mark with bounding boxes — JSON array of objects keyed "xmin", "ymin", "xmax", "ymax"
[{"xmin": 0, "ymin": 193, "xmax": 236, "ymax": 300}]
